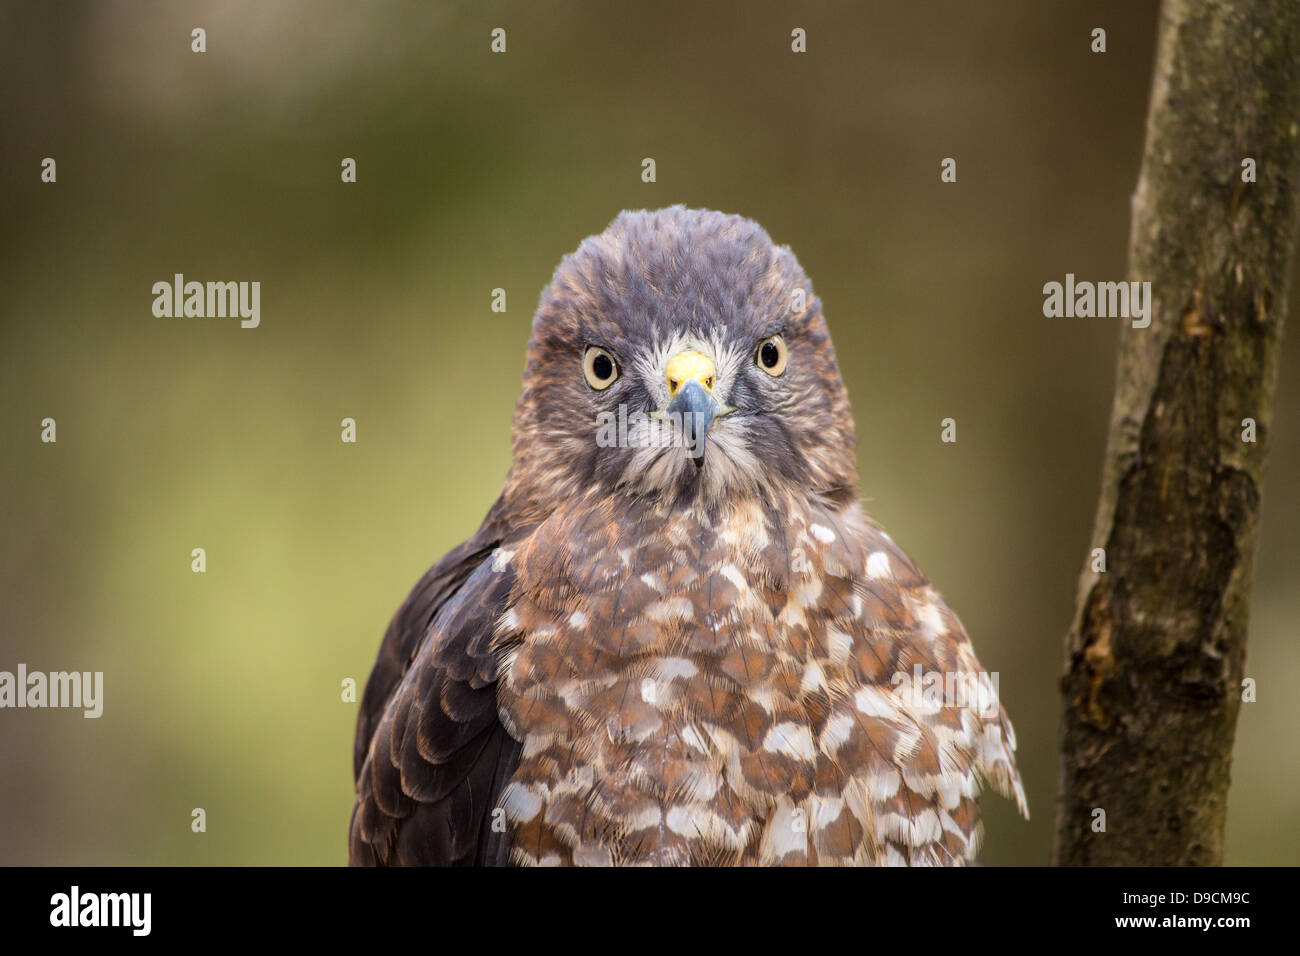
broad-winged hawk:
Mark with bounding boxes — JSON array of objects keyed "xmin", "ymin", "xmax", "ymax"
[{"xmin": 349, "ymin": 206, "xmax": 1027, "ymax": 866}]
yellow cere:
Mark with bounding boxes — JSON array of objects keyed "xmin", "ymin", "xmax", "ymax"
[{"xmin": 665, "ymin": 350, "xmax": 716, "ymax": 395}]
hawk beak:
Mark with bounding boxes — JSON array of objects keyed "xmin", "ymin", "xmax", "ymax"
[{"xmin": 663, "ymin": 350, "xmax": 728, "ymax": 468}]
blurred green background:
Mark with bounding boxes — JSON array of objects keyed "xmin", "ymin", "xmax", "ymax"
[{"xmin": 2, "ymin": 0, "xmax": 1297, "ymax": 865}]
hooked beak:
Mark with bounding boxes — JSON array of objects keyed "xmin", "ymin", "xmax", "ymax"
[{"xmin": 662, "ymin": 350, "xmax": 730, "ymax": 468}]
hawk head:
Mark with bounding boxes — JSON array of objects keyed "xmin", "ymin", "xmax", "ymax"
[{"xmin": 505, "ymin": 206, "xmax": 859, "ymax": 514}]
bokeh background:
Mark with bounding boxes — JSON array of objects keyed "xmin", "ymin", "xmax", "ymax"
[{"xmin": 2, "ymin": 0, "xmax": 1297, "ymax": 865}]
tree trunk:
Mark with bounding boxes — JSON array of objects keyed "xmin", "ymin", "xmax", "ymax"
[{"xmin": 1054, "ymin": 0, "xmax": 1300, "ymax": 866}]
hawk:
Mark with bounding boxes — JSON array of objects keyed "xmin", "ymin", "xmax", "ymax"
[{"xmin": 349, "ymin": 206, "xmax": 1027, "ymax": 866}]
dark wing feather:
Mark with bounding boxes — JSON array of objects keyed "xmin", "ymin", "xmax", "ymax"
[
  {"xmin": 349, "ymin": 499, "xmax": 523, "ymax": 866},
  {"xmin": 352, "ymin": 534, "xmax": 494, "ymax": 781}
]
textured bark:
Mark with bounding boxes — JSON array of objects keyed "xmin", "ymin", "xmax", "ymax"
[{"xmin": 1054, "ymin": 0, "xmax": 1300, "ymax": 866}]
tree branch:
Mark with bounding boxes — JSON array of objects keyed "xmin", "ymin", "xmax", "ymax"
[{"xmin": 1054, "ymin": 0, "xmax": 1300, "ymax": 866}]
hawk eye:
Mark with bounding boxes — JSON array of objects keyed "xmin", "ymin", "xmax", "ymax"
[
  {"xmin": 583, "ymin": 346, "xmax": 619, "ymax": 390},
  {"xmin": 756, "ymin": 335, "xmax": 788, "ymax": 376}
]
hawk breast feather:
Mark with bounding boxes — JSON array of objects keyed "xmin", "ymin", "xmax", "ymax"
[{"xmin": 350, "ymin": 491, "xmax": 1027, "ymax": 866}]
